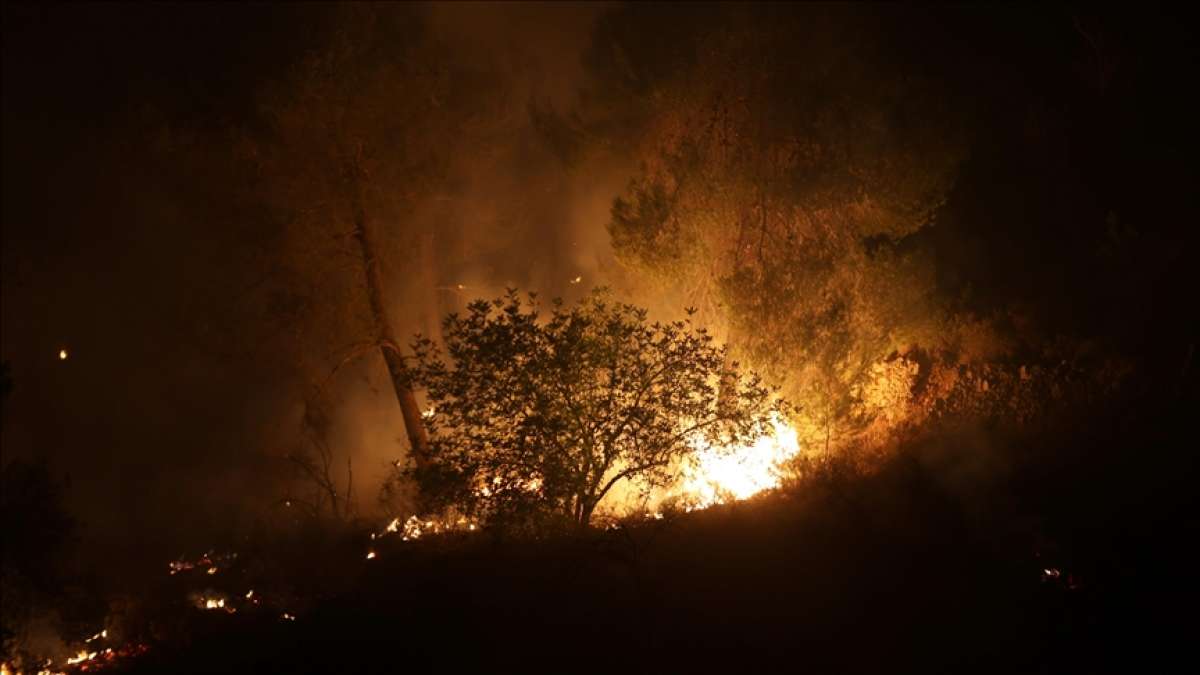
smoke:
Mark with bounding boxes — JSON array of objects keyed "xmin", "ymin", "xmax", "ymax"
[
  {"xmin": 316, "ymin": 2, "xmax": 636, "ymax": 517},
  {"xmin": 1, "ymin": 1, "xmax": 641, "ymax": 566}
]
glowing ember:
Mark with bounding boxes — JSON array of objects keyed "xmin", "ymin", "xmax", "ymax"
[
  {"xmin": 371, "ymin": 513, "xmax": 477, "ymax": 548},
  {"xmin": 3, "ymin": 623, "xmax": 147, "ymax": 674},
  {"xmin": 169, "ymin": 550, "xmax": 236, "ymax": 576},
  {"xmin": 58, "ymin": 349, "xmax": 68, "ymax": 361},
  {"xmin": 66, "ymin": 651, "xmax": 97, "ymax": 666},
  {"xmin": 365, "ymin": 551, "xmax": 377, "ymax": 560},
  {"xmin": 192, "ymin": 592, "xmax": 236, "ymax": 613}
]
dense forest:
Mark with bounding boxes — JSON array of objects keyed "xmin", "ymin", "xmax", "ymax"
[{"xmin": 2, "ymin": 3, "xmax": 1196, "ymax": 672}]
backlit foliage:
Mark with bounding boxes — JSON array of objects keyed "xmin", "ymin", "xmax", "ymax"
[
  {"xmin": 587, "ymin": 5, "xmax": 972, "ymax": 452},
  {"xmin": 400, "ymin": 290, "xmax": 779, "ymax": 529}
]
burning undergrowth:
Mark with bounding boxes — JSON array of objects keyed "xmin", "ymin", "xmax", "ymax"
[{"xmin": 3, "ymin": 375, "xmax": 1179, "ymax": 674}]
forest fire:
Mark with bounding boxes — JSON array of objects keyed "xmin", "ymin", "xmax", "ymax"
[
  {"xmin": 676, "ymin": 415, "xmax": 802, "ymax": 508},
  {"xmin": 0, "ymin": 626, "xmax": 147, "ymax": 675},
  {"xmin": 372, "ymin": 414, "xmax": 804, "ymax": 547},
  {"xmin": 374, "ymin": 513, "xmax": 478, "ymax": 542},
  {"xmin": 3, "ymin": 2, "xmax": 1192, "ymax": 672}
]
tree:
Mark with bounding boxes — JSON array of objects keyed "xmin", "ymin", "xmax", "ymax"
[
  {"xmin": 282, "ymin": 392, "xmax": 356, "ymax": 523},
  {"xmin": 401, "ymin": 290, "xmax": 780, "ymax": 530},
  {"xmin": 246, "ymin": 5, "xmax": 508, "ymax": 476},
  {"xmin": 572, "ymin": 4, "xmax": 969, "ymax": 452},
  {"xmin": 249, "ymin": 5, "xmax": 442, "ymax": 468}
]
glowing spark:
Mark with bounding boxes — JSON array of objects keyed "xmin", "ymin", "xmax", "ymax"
[
  {"xmin": 281, "ymin": 613, "xmax": 296, "ymax": 621},
  {"xmin": 569, "ymin": 276, "xmax": 582, "ymax": 284},
  {"xmin": 58, "ymin": 349, "xmax": 68, "ymax": 361},
  {"xmin": 206, "ymin": 567, "xmax": 218, "ymax": 575},
  {"xmin": 366, "ymin": 551, "xmax": 377, "ymax": 560},
  {"xmin": 245, "ymin": 590, "xmax": 254, "ymax": 599}
]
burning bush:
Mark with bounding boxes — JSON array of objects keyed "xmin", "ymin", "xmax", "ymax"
[{"xmin": 393, "ymin": 290, "xmax": 783, "ymax": 530}]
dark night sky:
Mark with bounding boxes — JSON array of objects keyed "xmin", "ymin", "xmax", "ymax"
[
  {"xmin": 3, "ymin": 3, "xmax": 327, "ymax": 566},
  {"xmin": 3, "ymin": 2, "xmax": 1197, "ymax": 577},
  {"xmin": 2, "ymin": 2, "xmax": 617, "ymax": 569}
]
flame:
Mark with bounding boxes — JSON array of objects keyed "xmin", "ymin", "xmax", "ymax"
[
  {"xmin": 193, "ymin": 592, "xmax": 236, "ymax": 613},
  {"xmin": 673, "ymin": 415, "xmax": 801, "ymax": 508},
  {"xmin": 7, "ymin": 613, "xmax": 147, "ymax": 672},
  {"xmin": 65, "ymin": 651, "xmax": 97, "ymax": 666},
  {"xmin": 370, "ymin": 415, "xmax": 801, "ymax": 555}
]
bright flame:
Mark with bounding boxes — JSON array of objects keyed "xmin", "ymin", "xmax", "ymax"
[
  {"xmin": 368, "ymin": 415, "xmax": 801, "ymax": 551},
  {"xmin": 65, "ymin": 651, "xmax": 97, "ymax": 665},
  {"xmin": 672, "ymin": 415, "xmax": 801, "ymax": 509}
]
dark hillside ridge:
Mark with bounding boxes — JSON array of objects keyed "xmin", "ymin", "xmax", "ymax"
[{"xmin": 123, "ymin": 385, "xmax": 1196, "ymax": 674}]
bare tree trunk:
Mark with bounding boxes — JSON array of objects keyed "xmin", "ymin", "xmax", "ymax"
[{"xmin": 349, "ymin": 179, "xmax": 431, "ymax": 470}]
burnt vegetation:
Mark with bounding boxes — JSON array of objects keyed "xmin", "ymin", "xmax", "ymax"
[{"xmin": 1, "ymin": 3, "xmax": 1196, "ymax": 673}]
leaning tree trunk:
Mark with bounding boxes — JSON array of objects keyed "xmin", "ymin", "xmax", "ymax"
[{"xmin": 349, "ymin": 179, "xmax": 431, "ymax": 470}]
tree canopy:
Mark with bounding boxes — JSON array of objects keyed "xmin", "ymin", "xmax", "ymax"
[
  {"xmin": 568, "ymin": 4, "xmax": 972, "ymax": 451},
  {"xmin": 403, "ymin": 290, "xmax": 780, "ymax": 529}
]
